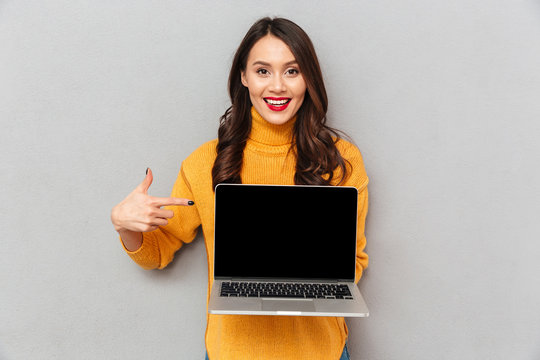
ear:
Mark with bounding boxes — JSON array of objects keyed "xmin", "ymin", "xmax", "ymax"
[{"xmin": 240, "ymin": 71, "xmax": 248, "ymax": 87}]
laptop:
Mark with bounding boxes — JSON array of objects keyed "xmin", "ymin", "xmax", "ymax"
[{"xmin": 208, "ymin": 184, "xmax": 369, "ymax": 317}]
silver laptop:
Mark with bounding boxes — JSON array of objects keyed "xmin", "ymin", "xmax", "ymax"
[{"xmin": 208, "ymin": 184, "xmax": 369, "ymax": 317}]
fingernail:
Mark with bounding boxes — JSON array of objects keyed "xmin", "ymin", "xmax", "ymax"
[
  {"xmin": 146, "ymin": 167, "xmax": 149, "ymax": 175},
  {"xmin": 188, "ymin": 201, "xmax": 194, "ymax": 206}
]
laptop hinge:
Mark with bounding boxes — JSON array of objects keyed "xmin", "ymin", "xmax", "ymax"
[{"xmin": 220, "ymin": 278, "xmax": 344, "ymax": 283}]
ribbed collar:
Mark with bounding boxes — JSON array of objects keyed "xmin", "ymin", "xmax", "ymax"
[{"xmin": 248, "ymin": 106, "xmax": 296, "ymax": 146}]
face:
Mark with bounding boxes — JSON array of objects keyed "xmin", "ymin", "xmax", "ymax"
[{"xmin": 241, "ymin": 35, "xmax": 307, "ymax": 125}]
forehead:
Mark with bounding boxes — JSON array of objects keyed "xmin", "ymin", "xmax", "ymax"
[{"xmin": 246, "ymin": 35, "xmax": 297, "ymax": 65}]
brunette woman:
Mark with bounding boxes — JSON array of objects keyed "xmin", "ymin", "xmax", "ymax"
[{"xmin": 111, "ymin": 17, "xmax": 368, "ymax": 360}]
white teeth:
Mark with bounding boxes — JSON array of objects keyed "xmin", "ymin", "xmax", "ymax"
[{"xmin": 266, "ymin": 99, "xmax": 289, "ymax": 105}]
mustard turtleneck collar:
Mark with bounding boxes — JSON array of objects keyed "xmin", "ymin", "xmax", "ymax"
[{"xmin": 248, "ymin": 106, "xmax": 296, "ymax": 146}]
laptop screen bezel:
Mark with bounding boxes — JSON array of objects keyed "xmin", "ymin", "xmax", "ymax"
[{"xmin": 213, "ymin": 184, "xmax": 358, "ymax": 283}]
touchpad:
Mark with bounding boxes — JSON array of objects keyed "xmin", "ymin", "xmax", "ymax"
[{"xmin": 262, "ymin": 299, "xmax": 316, "ymax": 312}]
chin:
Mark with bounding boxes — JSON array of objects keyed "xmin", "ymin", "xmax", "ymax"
[{"xmin": 256, "ymin": 105, "xmax": 298, "ymax": 125}]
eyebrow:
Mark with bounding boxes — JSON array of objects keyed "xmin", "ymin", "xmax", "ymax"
[{"xmin": 251, "ymin": 60, "xmax": 298, "ymax": 67}]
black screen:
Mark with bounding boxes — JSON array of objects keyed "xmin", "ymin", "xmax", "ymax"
[{"xmin": 214, "ymin": 184, "xmax": 358, "ymax": 281}]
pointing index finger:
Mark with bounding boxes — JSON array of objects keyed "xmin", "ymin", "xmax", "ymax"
[{"xmin": 151, "ymin": 196, "xmax": 194, "ymax": 207}]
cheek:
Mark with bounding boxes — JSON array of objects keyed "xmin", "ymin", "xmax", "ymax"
[
  {"xmin": 294, "ymin": 84, "xmax": 307, "ymax": 100},
  {"xmin": 293, "ymin": 78, "xmax": 307, "ymax": 98},
  {"xmin": 246, "ymin": 81, "xmax": 265, "ymax": 97}
]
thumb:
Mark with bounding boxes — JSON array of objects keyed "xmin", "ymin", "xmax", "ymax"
[{"xmin": 137, "ymin": 167, "xmax": 153, "ymax": 194}]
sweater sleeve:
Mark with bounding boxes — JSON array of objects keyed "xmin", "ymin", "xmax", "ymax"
[
  {"xmin": 354, "ymin": 186, "xmax": 369, "ymax": 283},
  {"xmin": 121, "ymin": 163, "xmax": 202, "ymax": 270},
  {"xmin": 336, "ymin": 139, "xmax": 369, "ymax": 284}
]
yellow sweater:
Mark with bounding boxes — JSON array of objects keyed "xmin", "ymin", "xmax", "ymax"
[{"xmin": 123, "ymin": 107, "xmax": 369, "ymax": 360}]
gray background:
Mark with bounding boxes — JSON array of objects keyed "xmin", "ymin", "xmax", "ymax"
[{"xmin": 1, "ymin": 1, "xmax": 539, "ymax": 359}]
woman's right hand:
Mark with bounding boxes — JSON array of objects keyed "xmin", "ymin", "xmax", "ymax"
[{"xmin": 111, "ymin": 168, "xmax": 194, "ymax": 234}]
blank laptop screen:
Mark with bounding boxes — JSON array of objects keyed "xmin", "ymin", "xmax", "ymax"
[{"xmin": 214, "ymin": 184, "xmax": 358, "ymax": 281}]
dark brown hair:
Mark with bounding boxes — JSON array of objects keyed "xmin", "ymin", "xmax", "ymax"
[{"xmin": 212, "ymin": 17, "xmax": 349, "ymax": 189}]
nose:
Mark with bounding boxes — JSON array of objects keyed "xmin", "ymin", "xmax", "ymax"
[{"xmin": 269, "ymin": 74, "xmax": 286, "ymax": 93}]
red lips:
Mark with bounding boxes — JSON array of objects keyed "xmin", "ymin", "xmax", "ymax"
[{"xmin": 264, "ymin": 97, "xmax": 292, "ymax": 112}]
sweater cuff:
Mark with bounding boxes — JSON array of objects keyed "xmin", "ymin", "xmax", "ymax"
[{"xmin": 119, "ymin": 232, "xmax": 161, "ymax": 270}]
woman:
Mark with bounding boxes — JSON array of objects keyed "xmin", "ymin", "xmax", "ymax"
[{"xmin": 111, "ymin": 17, "xmax": 368, "ymax": 360}]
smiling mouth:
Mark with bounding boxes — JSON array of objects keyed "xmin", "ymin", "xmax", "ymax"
[{"xmin": 264, "ymin": 98, "xmax": 291, "ymax": 106}]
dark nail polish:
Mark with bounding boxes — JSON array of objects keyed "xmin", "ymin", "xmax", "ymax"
[
  {"xmin": 188, "ymin": 201, "xmax": 194, "ymax": 206},
  {"xmin": 146, "ymin": 167, "xmax": 149, "ymax": 175}
]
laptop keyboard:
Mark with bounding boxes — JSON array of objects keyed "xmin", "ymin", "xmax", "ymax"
[{"xmin": 220, "ymin": 281, "xmax": 353, "ymax": 299}]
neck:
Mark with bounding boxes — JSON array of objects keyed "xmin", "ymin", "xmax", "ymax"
[{"xmin": 248, "ymin": 107, "xmax": 296, "ymax": 146}]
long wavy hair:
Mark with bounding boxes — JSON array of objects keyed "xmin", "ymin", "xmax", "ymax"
[{"xmin": 212, "ymin": 17, "xmax": 350, "ymax": 189}]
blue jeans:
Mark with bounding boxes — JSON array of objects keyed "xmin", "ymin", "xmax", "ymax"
[{"xmin": 205, "ymin": 344, "xmax": 350, "ymax": 359}]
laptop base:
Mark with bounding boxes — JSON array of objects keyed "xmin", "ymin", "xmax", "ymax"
[{"xmin": 208, "ymin": 280, "xmax": 369, "ymax": 317}]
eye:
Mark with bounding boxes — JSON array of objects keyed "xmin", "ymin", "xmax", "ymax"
[
  {"xmin": 285, "ymin": 68, "xmax": 299, "ymax": 76},
  {"xmin": 257, "ymin": 68, "xmax": 269, "ymax": 75}
]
